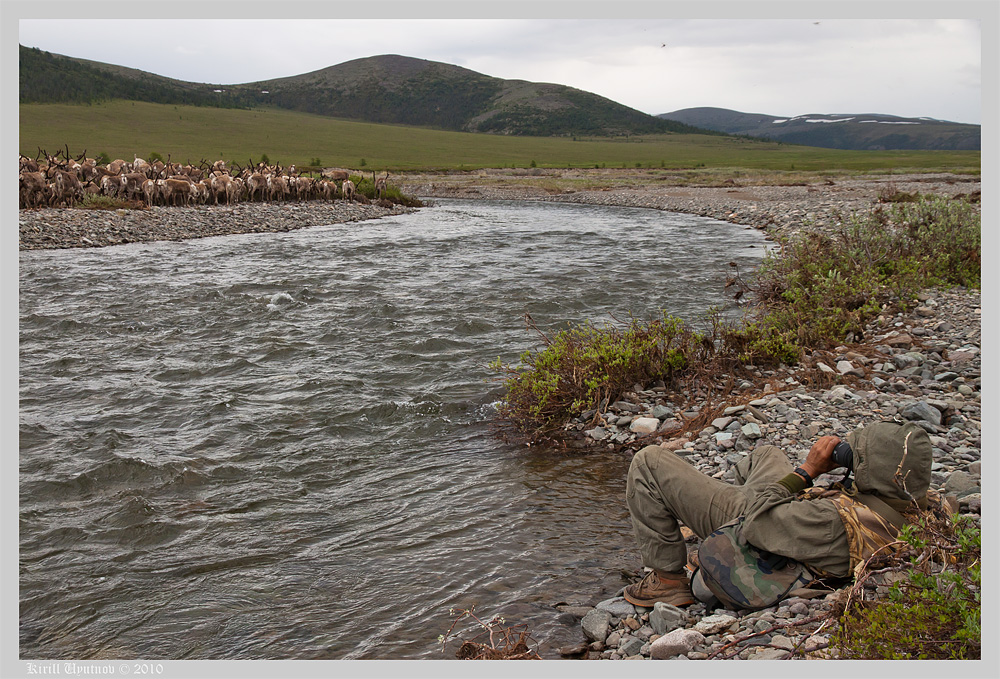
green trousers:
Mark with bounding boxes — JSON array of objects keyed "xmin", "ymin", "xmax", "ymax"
[{"xmin": 627, "ymin": 443, "xmax": 798, "ymax": 573}]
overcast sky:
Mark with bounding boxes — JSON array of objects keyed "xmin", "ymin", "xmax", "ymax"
[{"xmin": 18, "ymin": 17, "xmax": 982, "ymax": 124}]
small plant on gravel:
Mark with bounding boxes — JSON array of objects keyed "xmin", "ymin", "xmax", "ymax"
[
  {"xmin": 830, "ymin": 514, "xmax": 980, "ymax": 659},
  {"xmin": 439, "ymin": 606, "xmax": 541, "ymax": 660}
]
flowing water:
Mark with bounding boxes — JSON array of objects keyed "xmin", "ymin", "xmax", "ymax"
[{"xmin": 19, "ymin": 199, "xmax": 767, "ymax": 659}]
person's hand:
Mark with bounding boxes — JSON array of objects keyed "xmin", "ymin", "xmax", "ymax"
[{"xmin": 800, "ymin": 435, "xmax": 841, "ymax": 479}]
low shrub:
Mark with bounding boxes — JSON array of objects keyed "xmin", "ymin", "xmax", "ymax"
[
  {"xmin": 491, "ymin": 313, "xmax": 708, "ymax": 436},
  {"xmin": 831, "ymin": 514, "xmax": 980, "ymax": 659},
  {"xmin": 751, "ymin": 197, "xmax": 980, "ymax": 350}
]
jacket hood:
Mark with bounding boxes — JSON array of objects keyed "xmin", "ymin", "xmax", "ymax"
[{"xmin": 846, "ymin": 421, "xmax": 933, "ymax": 510}]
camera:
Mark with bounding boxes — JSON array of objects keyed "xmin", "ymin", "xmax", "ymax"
[{"xmin": 831, "ymin": 441, "xmax": 854, "ymax": 471}]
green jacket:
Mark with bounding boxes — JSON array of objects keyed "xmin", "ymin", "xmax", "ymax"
[{"xmin": 740, "ymin": 421, "xmax": 934, "ymax": 578}]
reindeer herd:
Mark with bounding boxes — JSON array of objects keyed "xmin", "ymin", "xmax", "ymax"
[{"xmin": 18, "ymin": 147, "xmax": 392, "ymax": 210}]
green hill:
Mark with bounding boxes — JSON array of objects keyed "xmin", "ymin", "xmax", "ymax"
[
  {"xmin": 18, "ymin": 45, "xmax": 247, "ymax": 109},
  {"xmin": 18, "ymin": 46, "xmax": 709, "ymax": 138}
]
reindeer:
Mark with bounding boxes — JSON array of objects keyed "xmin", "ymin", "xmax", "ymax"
[
  {"xmin": 121, "ymin": 172, "xmax": 148, "ymax": 202},
  {"xmin": 318, "ymin": 179, "xmax": 338, "ymax": 201},
  {"xmin": 342, "ymin": 179, "xmax": 356, "ymax": 202},
  {"xmin": 107, "ymin": 158, "xmax": 129, "ymax": 176},
  {"xmin": 100, "ymin": 174, "xmax": 122, "ymax": 199},
  {"xmin": 141, "ymin": 178, "xmax": 156, "ymax": 207},
  {"xmin": 19, "ymin": 171, "xmax": 47, "ymax": 209},
  {"xmin": 267, "ymin": 174, "xmax": 289, "ymax": 203},
  {"xmin": 193, "ymin": 180, "xmax": 210, "ymax": 204},
  {"xmin": 210, "ymin": 173, "xmax": 233, "ymax": 205},
  {"xmin": 50, "ymin": 169, "xmax": 84, "ymax": 207},
  {"xmin": 322, "ymin": 168, "xmax": 349, "ymax": 182},
  {"xmin": 132, "ymin": 155, "xmax": 151, "ymax": 177},
  {"xmin": 373, "ymin": 171, "xmax": 389, "ymax": 200},
  {"xmin": 164, "ymin": 178, "xmax": 194, "ymax": 206},
  {"xmin": 246, "ymin": 172, "xmax": 267, "ymax": 202},
  {"xmin": 20, "ymin": 155, "xmax": 39, "ymax": 173}
]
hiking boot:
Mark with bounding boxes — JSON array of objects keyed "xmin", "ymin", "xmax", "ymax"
[{"xmin": 622, "ymin": 569, "xmax": 695, "ymax": 607}]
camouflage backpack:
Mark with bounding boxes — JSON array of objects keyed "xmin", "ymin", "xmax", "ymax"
[{"xmin": 692, "ymin": 517, "xmax": 814, "ymax": 611}]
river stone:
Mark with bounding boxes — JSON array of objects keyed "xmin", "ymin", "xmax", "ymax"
[
  {"xmin": 751, "ymin": 648, "xmax": 789, "ymax": 660},
  {"xmin": 649, "ymin": 629, "xmax": 706, "ymax": 660},
  {"xmin": 651, "ymin": 405, "xmax": 673, "ymax": 420},
  {"xmin": 650, "ymin": 602, "xmax": 688, "ymax": 635},
  {"xmin": 948, "ymin": 350, "xmax": 976, "ymax": 364},
  {"xmin": 712, "ymin": 416, "xmax": 734, "ymax": 430},
  {"xmin": 771, "ymin": 634, "xmax": 795, "ymax": 650},
  {"xmin": 581, "ymin": 608, "xmax": 613, "ymax": 642},
  {"xmin": 741, "ymin": 422, "xmax": 762, "ymax": 439},
  {"xmin": 944, "ymin": 471, "xmax": 979, "ymax": 497},
  {"xmin": 885, "ymin": 333, "xmax": 913, "ymax": 348},
  {"xmin": 631, "ymin": 417, "xmax": 660, "ymax": 434},
  {"xmin": 584, "ymin": 426, "xmax": 608, "ymax": 441},
  {"xmin": 836, "ymin": 360, "xmax": 855, "ymax": 374},
  {"xmin": 658, "ymin": 419, "xmax": 683, "ymax": 435},
  {"xmin": 900, "ymin": 401, "xmax": 942, "ymax": 425},
  {"xmin": 619, "ymin": 636, "xmax": 645, "ymax": 657},
  {"xmin": 694, "ymin": 613, "xmax": 738, "ymax": 635},
  {"xmin": 613, "ymin": 400, "xmax": 641, "ymax": 413},
  {"xmin": 816, "ymin": 362, "xmax": 835, "ymax": 374},
  {"xmin": 596, "ymin": 597, "xmax": 636, "ymax": 618}
]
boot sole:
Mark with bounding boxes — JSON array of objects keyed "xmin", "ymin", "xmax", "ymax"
[{"xmin": 622, "ymin": 590, "xmax": 695, "ymax": 608}]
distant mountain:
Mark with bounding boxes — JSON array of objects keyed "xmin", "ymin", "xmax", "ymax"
[
  {"xmin": 658, "ymin": 107, "xmax": 980, "ymax": 151},
  {"xmin": 19, "ymin": 46, "xmax": 711, "ymax": 138}
]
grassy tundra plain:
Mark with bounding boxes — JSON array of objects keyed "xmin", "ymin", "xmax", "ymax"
[{"xmin": 20, "ymin": 100, "xmax": 980, "ymax": 174}]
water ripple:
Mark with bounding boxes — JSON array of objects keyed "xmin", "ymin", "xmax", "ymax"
[{"xmin": 19, "ymin": 199, "xmax": 767, "ymax": 659}]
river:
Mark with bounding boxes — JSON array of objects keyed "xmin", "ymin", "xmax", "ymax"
[{"xmin": 18, "ymin": 198, "xmax": 767, "ymax": 659}]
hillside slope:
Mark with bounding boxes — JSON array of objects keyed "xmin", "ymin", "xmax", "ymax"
[
  {"xmin": 226, "ymin": 54, "xmax": 708, "ymax": 137},
  {"xmin": 19, "ymin": 46, "xmax": 707, "ymax": 138},
  {"xmin": 658, "ymin": 107, "xmax": 980, "ymax": 151}
]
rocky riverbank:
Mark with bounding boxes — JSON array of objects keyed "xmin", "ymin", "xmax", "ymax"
[
  {"xmin": 399, "ymin": 169, "xmax": 981, "ymax": 242},
  {"xmin": 553, "ymin": 285, "xmax": 981, "ymax": 660},
  {"xmin": 18, "ymin": 200, "xmax": 412, "ymax": 250}
]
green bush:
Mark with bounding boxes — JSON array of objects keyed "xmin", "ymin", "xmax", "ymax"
[
  {"xmin": 831, "ymin": 515, "xmax": 980, "ymax": 659},
  {"xmin": 491, "ymin": 313, "xmax": 707, "ymax": 436},
  {"xmin": 750, "ymin": 197, "xmax": 980, "ymax": 349}
]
